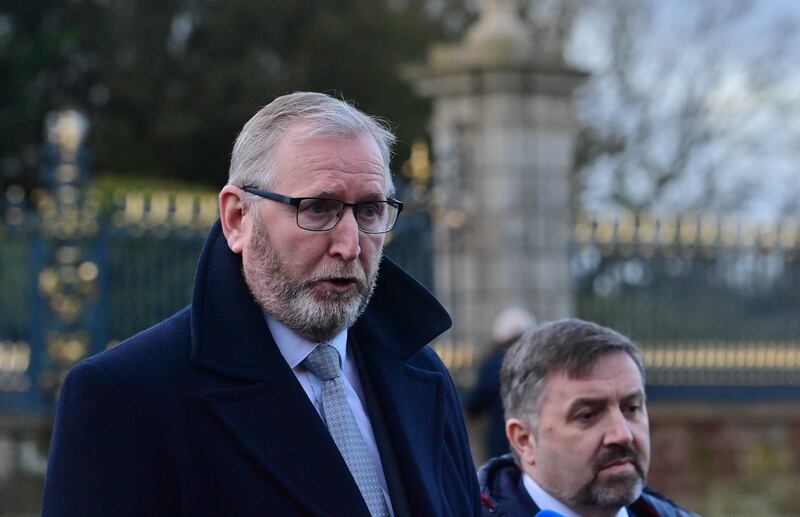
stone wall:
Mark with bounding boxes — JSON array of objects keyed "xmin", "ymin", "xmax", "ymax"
[{"xmin": 648, "ymin": 403, "xmax": 800, "ymax": 517}]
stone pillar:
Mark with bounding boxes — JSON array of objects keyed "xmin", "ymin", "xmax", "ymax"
[{"xmin": 414, "ymin": 0, "xmax": 587, "ymax": 365}]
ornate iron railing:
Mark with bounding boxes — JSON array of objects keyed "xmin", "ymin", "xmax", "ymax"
[
  {"xmin": 573, "ymin": 214, "xmax": 800, "ymax": 397},
  {"xmin": 3, "ymin": 110, "xmax": 800, "ymax": 414},
  {"xmin": 5, "ymin": 192, "xmax": 800, "ymax": 412}
]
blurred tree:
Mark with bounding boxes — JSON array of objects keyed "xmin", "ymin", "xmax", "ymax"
[
  {"xmin": 5, "ymin": 0, "xmax": 797, "ymax": 219},
  {"xmin": 565, "ymin": 0, "xmax": 800, "ymax": 220},
  {"xmin": 516, "ymin": 0, "xmax": 800, "ymax": 220},
  {"xmin": 0, "ymin": 0, "xmax": 474, "ymax": 190}
]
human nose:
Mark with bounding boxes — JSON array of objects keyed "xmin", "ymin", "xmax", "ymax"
[
  {"xmin": 328, "ymin": 206, "xmax": 361, "ymax": 261},
  {"xmin": 603, "ymin": 408, "xmax": 634, "ymax": 447}
]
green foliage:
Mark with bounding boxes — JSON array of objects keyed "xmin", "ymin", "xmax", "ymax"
[
  {"xmin": 91, "ymin": 173, "xmax": 216, "ymax": 197},
  {"xmin": 0, "ymin": 232, "xmax": 30, "ymax": 339},
  {"xmin": 0, "ymin": 0, "xmax": 469, "ymax": 189}
]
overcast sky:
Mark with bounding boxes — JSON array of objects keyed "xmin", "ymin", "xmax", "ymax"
[{"xmin": 567, "ymin": 0, "xmax": 800, "ymax": 221}]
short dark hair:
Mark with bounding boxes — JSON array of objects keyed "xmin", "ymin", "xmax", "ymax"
[{"xmin": 501, "ymin": 318, "xmax": 645, "ymax": 430}]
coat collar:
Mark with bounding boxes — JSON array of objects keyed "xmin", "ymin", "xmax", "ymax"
[
  {"xmin": 478, "ymin": 455, "xmax": 666, "ymax": 517},
  {"xmin": 190, "ymin": 219, "xmax": 452, "ymax": 380},
  {"xmin": 191, "ymin": 221, "xmax": 453, "ymax": 515}
]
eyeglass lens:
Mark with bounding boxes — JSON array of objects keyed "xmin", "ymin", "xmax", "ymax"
[{"xmin": 297, "ymin": 199, "xmax": 397, "ymax": 232}]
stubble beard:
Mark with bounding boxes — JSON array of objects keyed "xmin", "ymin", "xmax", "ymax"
[
  {"xmin": 572, "ymin": 444, "xmax": 646, "ymax": 511},
  {"xmin": 243, "ymin": 216, "xmax": 381, "ymax": 343}
]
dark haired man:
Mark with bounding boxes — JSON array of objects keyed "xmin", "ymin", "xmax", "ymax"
[{"xmin": 478, "ymin": 318, "xmax": 697, "ymax": 517}]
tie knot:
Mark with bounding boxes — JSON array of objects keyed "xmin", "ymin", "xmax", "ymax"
[{"xmin": 302, "ymin": 344, "xmax": 341, "ymax": 381}]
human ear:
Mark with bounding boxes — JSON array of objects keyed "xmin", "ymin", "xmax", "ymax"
[
  {"xmin": 506, "ymin": 418, "xmax": 537, "ymax": 466},
  {"xmin": 219, "ymin": 185, "xmax": 251, "ymax": 254}
]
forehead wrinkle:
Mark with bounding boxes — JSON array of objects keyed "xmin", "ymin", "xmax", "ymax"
[
  {"xmin": 565, "ymin": 387, "xmax": 644, "ymax": 410},
  {"xmin": 560, "ymin": 381, "xmax": 646, "ymax": 413},
  {"xmin": 312, "ymin": 186, "xmax": 386, "ymax": 199},
  {"xmin": 291, "ymin": 168, "xmax": 387, "ymax": 201},
  {"xmin": 545, "ymin": 364, "xmax": 642, "ymax": 397},
  {"xmin": 297, "ymin": 153, "xmax": 385, "ymax": 175},
  {"xmin": 282, "ymin": 126, "xmax": 385, "ymax": 172}
]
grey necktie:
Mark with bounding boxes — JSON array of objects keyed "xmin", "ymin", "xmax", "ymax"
[{"xmin": 302, "ymin": 344, "xmax": 390, "ymax": 517}]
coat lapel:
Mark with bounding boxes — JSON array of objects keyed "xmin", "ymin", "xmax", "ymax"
[
  {"xmin": 357, "ymin": 329, "xmax": 447, "ymax": 515},
  {"xmin": 350, "ymin": 256, "xmax": 453, "ymax": 515},
  {"xmin": 199, "ymin": 360, "xmax": 371, "ymax": 517},
  {"xmin": 189, "ymin": 222, "xmax": 370, "ymax": 516}
]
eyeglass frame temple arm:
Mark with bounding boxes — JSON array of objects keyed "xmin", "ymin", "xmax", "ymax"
[{"xmin": 241, "ymin": 186, "xmax": 404, "ymax": 211}]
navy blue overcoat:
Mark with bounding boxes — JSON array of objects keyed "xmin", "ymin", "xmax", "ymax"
[{"xmin": 42, "ymin": 221, "xmax": 481, "ymax": 516}]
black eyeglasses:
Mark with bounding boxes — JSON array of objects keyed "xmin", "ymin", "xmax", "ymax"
[{"xmin": 242, "ymin": 186, "xmax": 404, "ymax": 234}]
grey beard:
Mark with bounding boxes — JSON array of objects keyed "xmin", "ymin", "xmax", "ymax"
[
  {"xmin": 571, "ymin": 444, "xmax": 646, "ymax": 511},
  {"xmin": 581, "ymin": 471, "xmax": 643, "ymax": 509},
  {"xmin": 261, "ymin": 263, "xmax": 376, "ymax": 343},
  {"xmin": 243, "ymin": 218, "xmax": 380, "ymax": 342}
]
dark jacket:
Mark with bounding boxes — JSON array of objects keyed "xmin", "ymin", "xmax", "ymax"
[
  {"xmin": 464, "ymin": 348, "xmax": 509, "ymax": 457},
  {"xmin": 42, "ymin": 221, "xmax": 481, "ymax": 517},
  {"xmin": 478, "ymin": 454, "xmax": 698, "ymax": 517}
]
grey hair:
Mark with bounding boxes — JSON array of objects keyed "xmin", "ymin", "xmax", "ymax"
[
  {"xmin": 228, "ymin": 91, "xmax": 397, "ymax": 197},
  {"xmin": 501, "ymin": 319, "xmax": 645, "ymax": 435}
]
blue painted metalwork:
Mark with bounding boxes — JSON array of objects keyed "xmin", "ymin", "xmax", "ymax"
[{"xmin": 3, "ymin": 118, "xmax": 800, "ymax": 415}]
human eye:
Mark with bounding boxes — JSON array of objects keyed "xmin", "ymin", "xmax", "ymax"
[
  {"xmin": 568, "ymin": 400, "xmax": 607, "ymax": 426},
  {"xmin": 300, "ymin": 199, "xmax": 325, "ymax": 214},
  {"xmin": 623, "ymin": 398, "xmax": 645, "ymax": 417},
  {"xmin": 297, "ymin": 198, "xmax": 341, "ymax": 229},
  {"xmin": 574, "ymin": 409, "xmax": 597, "ymax": 423},
  {"xmin": 624, "ymin": 404, "xmax": 640, "ymax": 415},
  {"xmin": 300, "ymin": 198, "xmax": 339, "ymax": 215},
  {"xmin": 358, "ymin": 202, "xmax": 385, "ymax": 220}
]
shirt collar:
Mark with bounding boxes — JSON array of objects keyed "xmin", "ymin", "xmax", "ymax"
[
  {"xmin": 265, "ymin": 314, "xmax": 348, "ymax": 369},
  {"xmin": 522, "ymin": 473, "xmax": 629, "ymax": 517}
]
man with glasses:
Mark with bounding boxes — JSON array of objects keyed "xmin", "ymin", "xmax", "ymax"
[{"xmin": 43, "ymin": 92, "xmax": 481, "ymax": 516}]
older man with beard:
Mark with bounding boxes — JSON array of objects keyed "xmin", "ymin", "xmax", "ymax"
[
  {"xmin": 478, "ymin": 319, "xmax": 697, "ymax": 517},
  {"xmin": 43, "ymin": 92, "xmax": 482, "ymax": 517}
]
